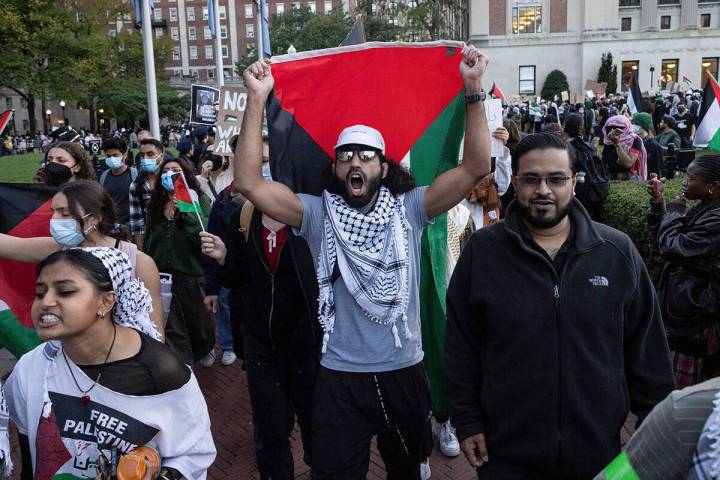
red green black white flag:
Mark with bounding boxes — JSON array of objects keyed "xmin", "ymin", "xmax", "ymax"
[{"xmin": 694, "ymin": 72, "xmax": 720, "ymax": 151}]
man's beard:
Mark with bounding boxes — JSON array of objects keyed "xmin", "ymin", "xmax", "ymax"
[
  {"xmin": 327, "ymin": 168, "xmax": 383, "ymax": 208},
  {"xmin": 518, "ymin": 196, "xmax": 572, "ymax": 229}
]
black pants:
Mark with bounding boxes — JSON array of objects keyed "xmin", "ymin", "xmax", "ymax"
[
  {"xmin": 245, "ymin": 334, "xmax": 318, "ymax": 480},
  {"xmin": 476, "ymin": 458, "xmax": 584, "ymax": 480},
  {"xmin": 311, "ymin": 363, "xmax": 432, "ymax": 480},
  {"xmin": 164, "ymin": 272, "xmax": 215, "ymax": 364}
]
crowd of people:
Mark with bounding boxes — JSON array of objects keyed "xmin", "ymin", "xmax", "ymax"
[{"xmin": 0, "ymin": 45, "xmax": 717, "ymax": 479}]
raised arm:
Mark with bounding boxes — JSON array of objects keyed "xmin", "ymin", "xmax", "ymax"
[
  {"xmin": 0, "ymin": 234, "xmax": 60, "ymax": 264},
  {"xmin": 424, "ymin": 46, "xmax": 492, "ymax": 219},
  {"xmin": 233, "ymin": 59, "xmax": 304, "ymax": 229}
]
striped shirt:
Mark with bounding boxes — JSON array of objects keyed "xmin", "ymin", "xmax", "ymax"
[
  {"xmin": 128, "ymin": 176, "xmax": 153, "ymax": 236},
  {"xmin": 595, "ymin": 377, "xmax": 720, "ymax": 480}
]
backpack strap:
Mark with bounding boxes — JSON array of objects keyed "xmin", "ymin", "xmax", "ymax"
[
  {"xmin": 239, "ymin": 200, "xmax": 254, "ymax": 242},
  {"xmin": 99, "ymin": 169, "xmax": 109, "ymax": 185}
]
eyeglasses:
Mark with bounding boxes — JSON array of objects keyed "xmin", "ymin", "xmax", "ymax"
[
  {"xmin": 515, "ymin": 175, "xmax": 572, "ymax": 188},
  {"xmin": 335, "ymin": 149, "xmax": 377, "ymax": 163}
]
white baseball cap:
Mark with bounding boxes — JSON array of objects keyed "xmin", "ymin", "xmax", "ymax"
[{"xmin": 334, "ymin": 125, "xmax": 386, "ymax": 155}]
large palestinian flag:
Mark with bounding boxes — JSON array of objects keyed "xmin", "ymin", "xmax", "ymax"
[
  {"xmin": 0, "ymin": 183, "xmax": 54, "ymax": 357},
  {"xmin": 694, "ymin": 73, "xmax": 720, "ymax": 151},
  {"xmin": 626, "ymin": 69, "xmax": 643, "ymax": 115},
  {"xmin": 267, "ymin": 41, "xmax": 467, "ymax": 416}
]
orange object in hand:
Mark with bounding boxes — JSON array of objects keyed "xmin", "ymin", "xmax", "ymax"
[{"xmin": 116, "ymin": 446, "xmax": 160, "ymax": 480}]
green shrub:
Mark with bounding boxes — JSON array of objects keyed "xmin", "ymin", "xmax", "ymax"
[
  {"xmin": 599, "ymin": 177, "xmax": 685, "ymax": 283},
  {"xmin": 541, "ymin": 69, "xmax": 570, "ymax": 102}
]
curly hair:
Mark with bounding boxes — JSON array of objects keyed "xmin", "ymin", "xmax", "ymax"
[
  {"xmin": 146, "ymin": 157, "xmax": 206, "ymax": 225},
  {"xmin": 48, "ymin": 141, "xmax": 95, "ymax": 180},
  {"xmin": 380, "ymin": 157, "xmax": 416, "ymax": 195}
]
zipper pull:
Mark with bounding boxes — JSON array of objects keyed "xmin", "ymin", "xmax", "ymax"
[{"xmin": 553, "ymin": 285, "xmax": 559, "ymax": 299}]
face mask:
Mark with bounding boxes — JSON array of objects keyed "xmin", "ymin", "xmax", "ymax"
[
  {"xmin": 632, "ymin": 125, "xmax": 641, "ymax": 134},
  {"xmin": 49, "ymin": 218, "xmax": 85, "ymax": 247},
  {"xmin": 141, "ymin": 158, "xmax": 160, "ymax": 173},
  {"xmin": 161, "ymin": 172, "xmax": 177, "ymax": 192},
  {"xmin": 105, "ymin": 156, "xmax": 124, "ymax": 169},
  {"xmin": 44, "ymin": 162, "xmax": 73, "ymax": 186}
]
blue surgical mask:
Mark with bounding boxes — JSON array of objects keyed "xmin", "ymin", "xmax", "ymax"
[
  {"xmin": 141, "ymin": 158, "xmax": 160, "ymax": 173},
  {"xmin": 161, "ymin": 172, "xmax": 176, "ymax": 192},
  {"xmin": 632, "ymin": 125, "xmax": 641, "ymax": 134},
  {"xmin": 49, "ymin": 218, "xmax": 85, "ymax": 247},
  {"xmin": 105, "ymin": 156, "xmax": 124, "ymax": 169}
]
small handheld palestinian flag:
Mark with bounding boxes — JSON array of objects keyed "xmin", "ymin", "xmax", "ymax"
[
  {"xmin": 694, "ymin": 72, "xmax": 720, "ymax": 151},
  {"xmin": 490, "ymin": 82, "xmax": 505, "ymax": 101},
  {"xmin": 173, "ymin": 172, "xmax": 206, "ymax": 231},
  {"xmin": 626, "ymin": 69, "xmax": 642, "ymax": 115}
]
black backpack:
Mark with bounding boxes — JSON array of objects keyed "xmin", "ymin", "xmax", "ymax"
[{"xmin": 571, "ymin": 138, "xmax": 610, "ymax": 206}]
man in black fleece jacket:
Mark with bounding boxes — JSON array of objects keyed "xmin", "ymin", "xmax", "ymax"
[{"xmin": 446, "ymin": 133, "xmax": 675, "ymax": 479}]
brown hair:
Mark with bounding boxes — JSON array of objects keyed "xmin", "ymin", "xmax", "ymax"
[
  {"xmin": 59, "ymin": 180, "xmax": 116, "ymax": 235},
  {"xmin": 50, "ymin": 141, "xmax": 95, "ymax": 180},
  {"xmin": 147, "ymin": 157, "xmax": 206, "ymax": 225}
]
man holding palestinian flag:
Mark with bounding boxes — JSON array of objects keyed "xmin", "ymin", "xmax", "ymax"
[{"xmin": 234, "ymin": 45, "xmax": 491, "ymax": 478}]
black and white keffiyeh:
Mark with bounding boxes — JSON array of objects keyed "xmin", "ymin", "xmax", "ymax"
[
  {"xmin": 317, "ymin": 186, "xmax": 411, "ymax": 353},
  {"xmin": 74, "ymin": 247, "xmax": 161, "ymax": 340},
  {"xmin": 690, "ymin": 391, "xmax": 720, "ymax": 479}
]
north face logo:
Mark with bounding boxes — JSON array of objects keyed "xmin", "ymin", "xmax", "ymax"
[{"xmin": 589, "ymin": 276, "xmax": 609, "ymax": 287}]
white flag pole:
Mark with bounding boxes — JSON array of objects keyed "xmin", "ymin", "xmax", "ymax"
[
  {"xmin": 141, "ymin": 0, "xmax": 160, "ymax": 138},
  {"xmin": 256, "ymin": 0, "xmax": 264, "ymax": 59},
  {"xmin": 213, "ymin": 0, "xmax": 224, "ymax": 88}
]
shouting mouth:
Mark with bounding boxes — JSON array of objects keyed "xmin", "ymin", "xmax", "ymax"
[{"xmin": 348, "ymin": 172, "xmax": 365, "ymax": 197}]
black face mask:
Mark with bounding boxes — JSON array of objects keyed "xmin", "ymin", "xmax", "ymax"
[{"xmin": 44, "ymin": 162, "xmax": 73, "ymax": 186}]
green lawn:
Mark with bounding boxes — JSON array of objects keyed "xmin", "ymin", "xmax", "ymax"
[{"xmin": 0, "ymin": 153, "xmax": 44, "ymax": 183}]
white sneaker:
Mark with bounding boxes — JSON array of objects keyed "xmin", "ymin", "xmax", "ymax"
[
  {"xmin": 420, "ymin": 458, "xmax": 431, "ymax": 480},
  {"xmin": 221, "ymin": 350, "xmax": 237, "ymax": 366},
  {"xmin": 199, "ymin": 351, "xmax": 215, "ymax": 368},
  {"xmin": 435, "ymin": 420, "xmax": 460, "ymax": 457}
]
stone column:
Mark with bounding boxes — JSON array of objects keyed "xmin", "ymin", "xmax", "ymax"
[
  {"xmin": 680, "ymin": 0, "xmax": 698, "ymax": 30},
  {"xmin": 640, "ymin": 0, "xmax": 658, "ymax": 31}
]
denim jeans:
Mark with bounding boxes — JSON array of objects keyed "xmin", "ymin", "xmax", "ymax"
[{"xmin": 217, "ymin": 287, "xmax": 233, "ymax": 352}]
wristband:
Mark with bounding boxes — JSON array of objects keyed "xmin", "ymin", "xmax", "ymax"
[{"xmin": 465, "ymin": 92, "xmax": 486, "ymax": 104}]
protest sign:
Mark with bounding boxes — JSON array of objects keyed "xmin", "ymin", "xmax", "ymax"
[
  {"xmin": 191, "ymin": 85, "xmax": 220, "ymax": 125},
  {"xmin": 485, "ymin": 98, "xmax": 503, "ymax": 158},
  {"xmin": 211, "ymin": 85, "xmax": 248, "ymax": 156}
]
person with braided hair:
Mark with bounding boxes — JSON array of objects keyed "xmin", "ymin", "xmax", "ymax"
[{"xmin": 647, "ymin": 155, "xmax": 720, "ymax": 388}]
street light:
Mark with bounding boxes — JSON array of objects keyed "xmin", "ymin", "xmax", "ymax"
[
  {"xmin": 59, "ymin": 100, "xmax": 67, "ymax": 126},
  {"xmin": 650, "ymin": 65, "xmax": 655, "ymax": 88},
  {"xmin": 98, "ymin": 108, "xmax": 105, "ymax": 129},
  {"xmin": 45, "ymin": 109, "xmax": 52, "ymax": 132}
]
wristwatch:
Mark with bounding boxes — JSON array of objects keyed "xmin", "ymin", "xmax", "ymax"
[{"xmin": 465, "ymin": 91, "xmax": 486, "ymax": 104}]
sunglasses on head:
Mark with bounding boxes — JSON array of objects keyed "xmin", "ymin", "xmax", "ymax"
[{"xmin": 335, "ymin": 149, "xmax": 378, "ymax": 163}]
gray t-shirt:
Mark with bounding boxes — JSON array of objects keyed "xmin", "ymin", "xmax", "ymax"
[{"xmin": 297, "ymin": 186, "xmax": 432, "ymax": 373}]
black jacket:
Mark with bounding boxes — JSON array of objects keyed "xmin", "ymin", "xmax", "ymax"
[
  {"xmin": 446, "ymin": 199, "xmax": 674, "ymax": 478},
  {"xmin": 649, "ymin": 200, "xmax": 720, "ymax": 343},
  {"xmin": 219, "ymin": 209, "xmax": 320, "ymax": 351}
]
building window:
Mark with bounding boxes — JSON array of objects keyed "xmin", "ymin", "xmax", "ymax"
[
  {"xmin": 219, "ymin": 6, "xmax": 226, "ymax": 19},
  {"xmin": 169, "ymin": 8, "xmax": 177, "ymax": 21},
  {"xmin": 700, "ymin": 14, "xmax": 711, "ymax": 28},
  {"xmin": 188, "ymin": 26, "xmax": 196, "ymax": 40},
  {"xmin": 292, "ymin": 2, "xmax": 301, "ymax": 9},
  {"xmin": 246, "ymin": 24, "xmax": 255, "ymax": 38},
  {"xmin": 222, "ymin": 46, "xmax": 229, "ymax": 58},
  {"xmin": 660, "ymin": 15, "xmax": 671, "ymax": 30},
  {"xmin": 204, "ymin": 26, "xmax": 212, "ymax": 39},
  {"xmin": 109, "ymin": 29, "xmax": 117, "ymax": 38},
  {"xmin": 621, "ymin": 60, "xmax": 639, "ymax": 90},
  {"xmin": 172, "ymin": 47, "xmax": 181, "ymax": 60},
  {"xmin": 519, "ymin": 65, "xmax": 536, "ymax": 94},
  {"xmin": 661, "ymin": 59, "xmax": 679, "ymax": 87},
  {"xmin": 187, "ymin": 7, "xmax": 195, "ymax": 20},
  {"xmin": 190, "ymin": 46, "xmax": 198, "ymax": 60},
  {"xmin": 618, "ymin": 0, "xmax": 640, "ymax": 5},
  {"xmin": 205, "ymin": 46, "xmax": 214, "ymax": 59},
  {"xmin": 220, "ymin": 26, "xmax": 227, "ymax": 39},
  {"xmin": 5, "ymin": 98, "xmax": 12, "ymax": 109},
  {"xmin": 245, "ymin": 4, "xmax": 254, "ymax": 17},
  {"xmin": 621, "ymin": 17, "xmax": 631, "ymax": 31},
  {"xmin": 309, "ymin": 2, "xmax": 317, "ymax": 13},
  {"xmin": 702, "ymin": 57, "xmax": 719, "ymax": 87},
  {"xmin": 155, "ymin": 28, "xmax": 163, "ymax": 38},
  {"xmin": 208, "ymin": 69, "xmax": 215, "ymax": 79},
  {"xmin": 154, "ymin": 8, "xmax": 162, "ymax": 21},
  {"xmin": 202, "ymin": 7, "xmax": 208, "ymax": 20},
  {"xmin": 325, "ymin": 1, "xmax": 332, "ymax": 12},
  {"xmin": 277, "ymin": 3, "xmax": 285, "ymax": 14},
  {"xmin": 171, "ymin": 27, "xmax": 179, "ymax": 40},
  {"xmin": 512, "ymin": 6, "xmax": 542, "ymax": 34}
]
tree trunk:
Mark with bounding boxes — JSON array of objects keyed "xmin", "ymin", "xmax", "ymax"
[
  {"xmin": 41, "ymin": 94, "xmax": 48, "ymax": 133},
  {"xmin": 27, "ymin": 94, "xmax": 37, "ymax": 135},
  {"xmin": 88, "ymin": 96, "xmax": 96, "ymax": 132}
]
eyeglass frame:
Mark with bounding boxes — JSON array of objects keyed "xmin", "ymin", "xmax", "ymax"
[
  {"xmin": 334, "ymin": 149, "xmax": 379, "ymax": 163},
  {"xmin": 514, "ymin": 174, "xmax": 574, "ymax": 188}
]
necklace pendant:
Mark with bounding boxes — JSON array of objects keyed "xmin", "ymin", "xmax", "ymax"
[{"xmin": 81, "ymin": 395, "xmax": 91, "ymax": 405}]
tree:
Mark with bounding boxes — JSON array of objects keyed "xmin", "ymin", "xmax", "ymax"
[
  {"xmin": 540, "ymin": 70, "xmax": 570, "ymax": 101},
  {"xmin": 356, "ymin": 0, "xmax": 466, "ymax": 41},
  {"xmin": 598, "ymin": 52, "xmax": 618, "ymax": 95},
  {"xmin": 234, "ymin": 45, "xmax": 258, "ymax": 77},
  {"xmin": 268, "ymin": 6, "xmax": 351, "ymax": 55},
  {"xmin": 97, "ymin": 78, "xmax": 187, "ymax": 127}
]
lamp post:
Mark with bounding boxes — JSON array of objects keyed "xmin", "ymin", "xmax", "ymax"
[
  {"xmin": 45, "ymin": 109, "xmax": 52, "ymax": 132},
  {"xmin": 59, "ymin": 100, "xmax": 67, "ymax": 126},
  {"xmin": 98, "ymin": 108, "xmax": 105, "ymax": 130}
]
